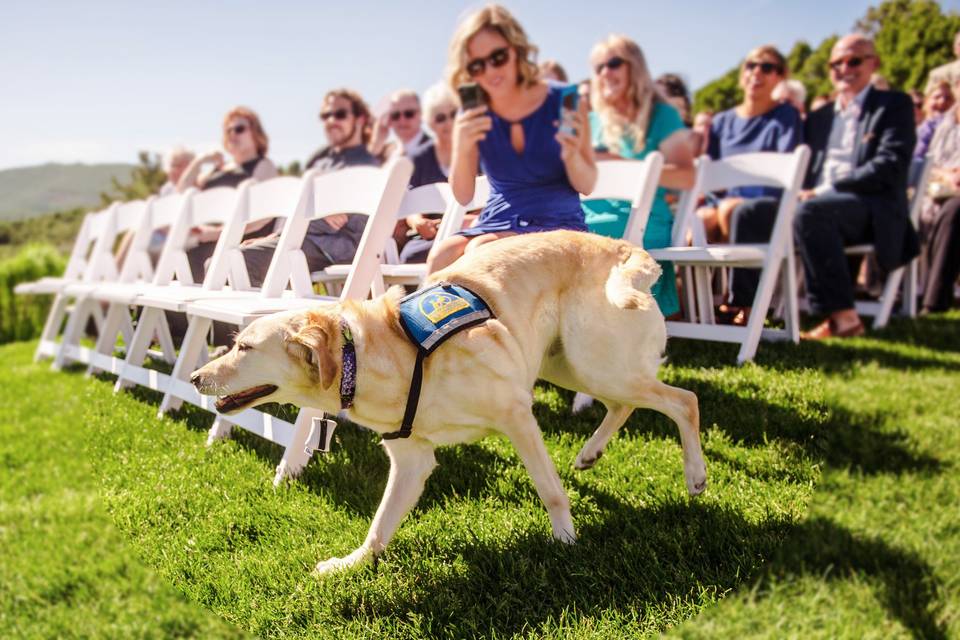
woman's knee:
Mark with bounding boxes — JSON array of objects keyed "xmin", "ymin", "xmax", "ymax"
[{"xmin": 465, "ymin": 233, "xmax": 501, "ymax": 253}]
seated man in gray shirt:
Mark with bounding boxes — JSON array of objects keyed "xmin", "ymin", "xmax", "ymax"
[{"xmin": 240, "ymin": 88, "xmax": 381, "ymax": 286}]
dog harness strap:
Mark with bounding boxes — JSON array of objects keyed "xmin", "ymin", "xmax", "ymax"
[
  {"xmin": 384, "ymin": 282, "xmax": 494, "ymax": 440},
  {"xmin": 339, "ymin": 318, "xmax": 356, "ymax": 410}
]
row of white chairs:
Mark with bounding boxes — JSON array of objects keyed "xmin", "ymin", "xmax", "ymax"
[{"xmin": 16, "ymin": 148, "xmax": 925, "ymax": 483}]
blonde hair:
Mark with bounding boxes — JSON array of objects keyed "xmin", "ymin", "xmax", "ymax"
[
  {"xmin": 590, "ymin": 34, "xmax": 659, "ymax": 154},
  {"xmin": 222, "ymin": 106, "xmax": 269, "ymax": 157},
  {"xmin": 422, "ymin": 82, "xmax": 458, "ymax": 121},
  {"xmin": 743, "ymin": 45, "xmax": 788, "ymax": 75},
  {"xmin": 446, "ymin": 4, "xmax": 540, "ymax": 92}
]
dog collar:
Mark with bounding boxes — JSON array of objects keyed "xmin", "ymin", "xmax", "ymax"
[{"xmin": 339, "ymin": 317, "xmax": 356, "ymax": 410}]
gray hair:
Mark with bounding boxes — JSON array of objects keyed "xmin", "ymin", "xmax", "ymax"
[{"xmin": 422, "ymin": 82, "xmax": 458, "ymax": 121}]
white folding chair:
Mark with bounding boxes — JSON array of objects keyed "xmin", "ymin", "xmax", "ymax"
[
  {"xmin": 845, "ymin": 155, "xmax": 932, "ymax": 327},
  {"xmin": 61, "ymin": 191, "xmax": 191, "ymax": 375},
  {"xmin": 165, "ymin": 158, "xmax": 413, "ymax": 485},
  {"xmin": 648, "ymin": 146, "xmax": 811, "ymax": 364},
  {"xmin": 319, "ymin": 175, "xmax": 492, "ymax": 290},
  {"xmin": 112, "ymin": 179, "xmax": 287, "ymax": 396},
  {"xmin": 15, "ymin": 206, "xmax": 115, "ymax": 362},
  {"xmin": 45, "ymin": 200, "xmax": 149, "ymax": 370}
]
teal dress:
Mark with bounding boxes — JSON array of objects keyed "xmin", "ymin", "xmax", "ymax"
[{"xmin": 583, "ymin": 101, "xmax": 686, "ymax": 316}]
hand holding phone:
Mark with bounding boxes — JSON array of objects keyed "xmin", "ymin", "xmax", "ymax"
[
  {"xmin": 453, "ymin": 83, "xmax": 492, "ymax": 150},
  {"xmin": 457, "ymin": 82, "xmax": 486, "ymax": 111}
]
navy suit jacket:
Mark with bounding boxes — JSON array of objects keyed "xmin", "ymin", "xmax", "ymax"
[{"xmin": 803, "ymin": 87, "xmax": 919, "ymax": 271}]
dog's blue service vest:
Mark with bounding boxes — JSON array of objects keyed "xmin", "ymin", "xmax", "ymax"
[{"xmin": 385, "ymin": 282, "xmax": 494, "ymax": 439}]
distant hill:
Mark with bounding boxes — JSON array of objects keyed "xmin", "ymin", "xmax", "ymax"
[{"xmin": 0, "ymin": 163, "xmax": 135, "ymax": 221}]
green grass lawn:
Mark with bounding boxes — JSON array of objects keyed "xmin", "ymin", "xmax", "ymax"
[{"xmin": 1, "ymin": 312, "xmax": 958, "ymax": 638}]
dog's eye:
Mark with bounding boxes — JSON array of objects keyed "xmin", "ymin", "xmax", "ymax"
[{"xmin": 237, "ymin": 343, "xmax": 251, "ymax": 352}]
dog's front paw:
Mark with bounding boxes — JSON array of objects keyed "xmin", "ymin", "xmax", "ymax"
[
  {"xmin": 313, "ymin": 547, "xmax": 373, "ymax": 576},
  {"xmin": 686, "ymin": 461, "xmax": 707, "ymax": 497}
]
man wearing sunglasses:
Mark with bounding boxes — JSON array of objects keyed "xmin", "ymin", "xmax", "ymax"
[
  {"xmin": 239, "ymin": 89, "xmax": 380, "ymax": 290},
  {"xmin": 369, "ymin": 89, "xmax": 432, "ymax": 160},
  {"xmin": 731, "ymin": 34, "xmax": 917, "ymax": 339}
]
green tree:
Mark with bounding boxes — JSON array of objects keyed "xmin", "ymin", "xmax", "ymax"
[
  {"xmin": 99, "ymin": 151, "xmax": 167, "ymax": 205},
  {"xmin": 280, "ymin": 160, "xmax": 302, "ymax": 177}
]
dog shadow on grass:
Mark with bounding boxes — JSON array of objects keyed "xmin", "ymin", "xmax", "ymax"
[{"xmin": 344, "ymin": 500, "xmax": 946, "ymax": 640}]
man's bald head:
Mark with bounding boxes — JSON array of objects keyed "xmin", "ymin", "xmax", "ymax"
[{"xmin": 829, "ymin": 34, "xmax": 880, "ymax": 100}]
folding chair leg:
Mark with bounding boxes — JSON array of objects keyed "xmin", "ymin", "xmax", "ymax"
[
  {"xmin": 86, "ymin": 304, "xmax": 128, "ymax": 376},
  {"xmin": 155, "ymin": 312, "xmax": 177, "ymax": 364},
  {"xmin": 273, "ymin": 408, "xmax": 325, "ymax": 486},
  {"xmin": 873, "ymin": 266, "xmax": 905, "ymax": 329},
  {"xmin": 52, "ymin": 298, "xmax": 92, "ymax": 370},
  {"xmin": 35, "ymin": 294, "xmax": 69, "ymax": 362},
  {"xmin": 737, "ymin": 257, "xmax": 785, "ymax": 365},
  {"xmin": 693, "ymin": 266, "xmax": 715, "ymax": 324},
  {"xmin": 682, "ymin": 266, "xmax": 698, "ymax": 323},
  {"xmin": 903, "ymin": 259, "xmax": 918, "ymax": 318},
  {"xmin": 159, "ymin": 315, "xmax": 212, "ymax": 417},
  {"xmin": 119, "ymin": 313, "xmax": 135, "ymax": 349},
  {"xmin": 784, "ymin": 249, "xmax": 800, "ymax": 343},
  {"xmin": 115, "ymin": 306, "xmax": 160, "ymax": 392}
]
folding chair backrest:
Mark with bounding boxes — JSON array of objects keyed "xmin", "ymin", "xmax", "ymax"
[
  {"xmin": 583, "ymin": 153, "xmax": 664, "ymax": 246},
  {"xmin": 260, "ymin": 158, "xmax": 413, "ymax": 299},
  {"xmin": 62, "ymin": 208, "xmax": 109, "ymax": 281},
  {"xmin": 117, "ymin": 191, "xmax": 189, "ymax": 284},
  {"xmin": 396, "ymin": 182, "xmax": 454, "ymax": 219},
  {"xmin": 82, "ymin": 200, "xmax": 148, "ymax": 284},
  {"xmin": 671, "ymin": 156, "xmax": 708, "ymax": 246},
  {"xmin": 434, "ymin": 175, "xmax": 490, "ymax": 244}
]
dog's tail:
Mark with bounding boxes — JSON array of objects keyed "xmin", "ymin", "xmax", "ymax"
[{"xmin": 604, "ymin": 246, "xmax": 661, "ymax": 311}]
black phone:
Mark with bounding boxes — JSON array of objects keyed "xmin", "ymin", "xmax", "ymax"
[{"xmin": 457, "ymin": 83, "xmax": 486, "ymax": 111}]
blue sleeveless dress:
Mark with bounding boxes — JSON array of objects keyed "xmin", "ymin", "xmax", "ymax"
[{"xmin": 460, "ymin": 83, "xmax": 587, "ymax": 237}]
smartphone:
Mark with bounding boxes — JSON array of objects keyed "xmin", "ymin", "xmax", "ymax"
[
  {"xmin": 558, "ymin": 85, "xmax": 579, "ymax": 135},
  {"xmin": 457, "ymin": 83, "xmax": 485, "ymax": 111}
]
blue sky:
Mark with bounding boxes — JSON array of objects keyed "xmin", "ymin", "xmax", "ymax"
[{"xmin": 1, "ymin": 0, "xmax": 957, "ymax": 171}]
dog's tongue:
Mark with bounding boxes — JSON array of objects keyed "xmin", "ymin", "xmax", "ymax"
[{"xmin": 215, "ymin": 384, "xmax": 278, "ymax": 412}]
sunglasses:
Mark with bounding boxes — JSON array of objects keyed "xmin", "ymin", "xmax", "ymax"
[
  {"xmin": 466, "ymin": 46, "xmax": 511, "ymax": 78},
  {"xmin": 390, "ymin": 109, "xmax": 419, "ymax": 122},
  {"xmin": 594, "ymin": 56, "xmax": 626, "ymax": 75},
  {"xmin": 319, "ymin": 108, "xmax": 350, "ymax": 122},
  {"xmin": 432, "ymin": 109, "xmax": 459, "ymax": 125},
  {"xmin": 829, "ymin": 55, "xmax": 872, "ymax": 72},
  {"xmin": 743, "ymin": 60, "xmax": 782, "ymax": 75},
  {"xmin": 225, "ymin": 123, "xmax": 248, "ymax": 136}
]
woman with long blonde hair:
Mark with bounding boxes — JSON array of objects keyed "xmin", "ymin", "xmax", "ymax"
[
  {"xmin": 426, "ymin": 4, "xmax": 596, "ymax": 274},
  {"xmin": 583, "ymin": 34, "xmax": 694, "ymax": 317}
]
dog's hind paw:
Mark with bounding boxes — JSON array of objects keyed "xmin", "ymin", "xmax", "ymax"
[{"xmin": 573, "ymin": 449, "xmax": 602, "ymax": 471}]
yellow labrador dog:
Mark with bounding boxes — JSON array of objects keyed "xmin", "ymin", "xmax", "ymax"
[{"xmin": 191, "ymin": 230, "xmax": 706, "ymax": 575}]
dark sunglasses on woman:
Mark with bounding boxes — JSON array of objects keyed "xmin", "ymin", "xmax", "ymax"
[
  {"xmin": 594, "ymin": 56, "xmax": 625, "ymax": 75},
  {"xmin": 466, "ymin": 47, "xmax": 511, "ymax": 78},
  {"xmin": 744, "ymin": 61, "xmax": 782, "ymax": 75},
  {"xmin": 225, "ymin": 123, "xmax": 248, "ymax": 136},
  {"xmin": 432, "ymin": 109, "xmax": 459, "ymax": 125},
  {"xmin": 390, "ymin": 109, "xmax": 419, "ymax": 121},
  {"xmin": 320, "ymin": 108, "xmax": 350, "ymax": 121}
]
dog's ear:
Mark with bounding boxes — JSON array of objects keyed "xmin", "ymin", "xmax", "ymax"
[{"xmin": 287, "ymin": 321, "xmax": 338, "ymax": 390}]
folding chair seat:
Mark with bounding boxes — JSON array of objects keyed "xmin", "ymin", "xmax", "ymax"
[
  {"xmin": 163, "ymin": 158, "xmax": 413, "ymax": 485},
  {"xmin": 648, "ymin": 146, "xmax": 811, "ymax": 364},
  {"xmin": 844, "ymin": 155, "xmax": 932, "ymax": 327}
]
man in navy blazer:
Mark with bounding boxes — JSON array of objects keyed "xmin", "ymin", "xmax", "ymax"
[{"xmin": 730, "ymin": 34, "xmax": 918, "ymax": 338}]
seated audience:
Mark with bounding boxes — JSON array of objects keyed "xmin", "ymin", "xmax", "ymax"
[
  {"xmin": 691, "ymin": 110, "xmax": 713, "ymax": 156},
  {"xmin": 159, "ymin": 146, "xmax": 194, "ymax": 196},
  {"xmin": 773, "ymin": 78, "xmax": 808, "ymax": 118},
  {"xmin": 810, "ymin": 94, "xmax": 833, "ymax": 112},
  {"xmin": 730, "ymin": 34, "xmax": 917, "ymax": 339},
  {"xmin": 426, "ymin": 4, "xmax": 596, "ymax": 274},
  {"xmin": 177, "ymin": 106, "xmax": 278, "ymax": 281},
  {"xmin": 241, "ymin": 89, "xmax": 382, "ymax": 288},
  {"xmin": 926, "ymin": 29, "xmax": 960, "ymax": 91},
  {"xmin": 915, "ymin": 81, "xmax": 955, "ymax": 159},
  {"xmin": 917, "ymin": 78, "xmax": 960, "ymax": 313},
  {"xmin": 655, "ymin": 73, "xmax": 693, "ymax": 125},
  {"xmin": 539, "ymin": 59, "xmax": 568, "ymax": 83},
  {"xmin": 369, "ymin": 89, "xmax": 432, "ymax": 160},
  {"xmin": 699, "ymin": 46, "xmax": 801, "ymax": 247},
  {"xmin": 401, "ymin": 83, "xmax": 466, "ymax": 264},
  {"xmin": 582, "ymin": 34, "xmax": 695, "ymax": 316}
]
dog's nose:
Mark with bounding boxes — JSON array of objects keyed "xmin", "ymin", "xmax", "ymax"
[{"xmin": 190, "ymin": 372, "xmax": 203, "ymax": 388}]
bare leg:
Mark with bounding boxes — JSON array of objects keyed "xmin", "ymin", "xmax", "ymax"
[
  {"xmin": 426, "ymin": 235, "xmax": 470, "ymax": 275},
  {"xmin": 464, "ymin": 232, "xmax": 516, "ymax": 254},
  {"xmin": 574, "ymin": 403, "xmax": 633, "ymax": 470},
  {"xmin": 314, "ymin": 437, "xmax": 437, "ymax": 575}
]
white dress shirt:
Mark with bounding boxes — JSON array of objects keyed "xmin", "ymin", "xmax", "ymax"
[{"xmin": 815, "ymin": 85, "xmax": 873, "ymax": 196}]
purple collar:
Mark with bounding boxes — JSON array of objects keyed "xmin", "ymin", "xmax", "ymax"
[{"xmin": 339, "ymin": 317, "xmax": 356, "ymax": 410}]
